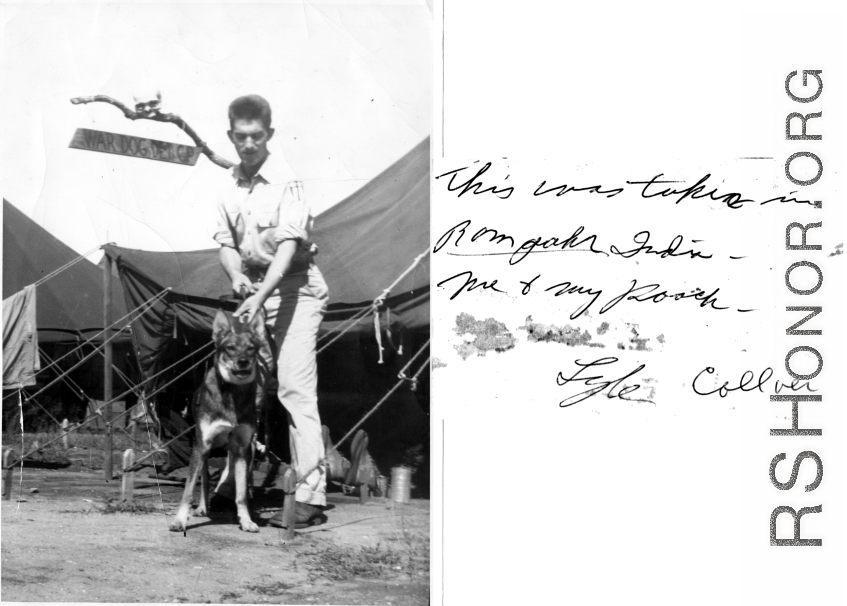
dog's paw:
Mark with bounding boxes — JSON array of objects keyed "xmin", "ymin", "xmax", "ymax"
[
  {"xmin": 193, "ymin": 505, "xmax": 207, "ymax": 517},
  {"xmin": 239, "ymin": 519, "xmax": 259, "ymax": 533},
  {"xmin": 169, "ymin": 518, "xmax": 187, "ymax": 532}
]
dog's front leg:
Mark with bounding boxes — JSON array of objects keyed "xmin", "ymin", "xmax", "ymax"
[
  {"xmin": 231, "ymin": 424, "xmax": 258, "ymax": 533},
  {"xmin": 196, "ymin": 458, "xmax": 210, "ymax": 517},
  {"xmin": 169, "ymin": 442, "xmax": 210, "ymax": 532}
]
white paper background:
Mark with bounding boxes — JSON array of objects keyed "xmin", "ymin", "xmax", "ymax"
[{"xmin": 432, "ymin": 1, "xmax": 846, "ymax": 604}]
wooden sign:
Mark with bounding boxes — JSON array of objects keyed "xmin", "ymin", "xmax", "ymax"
[{"xmin": 69, "ymin": 128, "xmax": 200, "ymax": 166}]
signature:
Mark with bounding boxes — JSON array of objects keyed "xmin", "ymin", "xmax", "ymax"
[
  {"xmin": 556, "ymin": 357, "xmax": 653, "ymax": 408},
  {"xmin": 692, "ymin": 366, "xmax": 817, "ymax": 397}
]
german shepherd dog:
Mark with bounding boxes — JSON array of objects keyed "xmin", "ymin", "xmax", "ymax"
[{"xmin": 169, "ymin": 309, "xmax": 262, "ymax": 533}]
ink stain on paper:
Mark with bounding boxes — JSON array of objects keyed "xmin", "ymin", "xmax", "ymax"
[
  {"xmin": 453, "ymin": 313, "xmax": 516, "ymax": 360},
  {"xmin": 432, "ymin": 358, "xmax": 447, "ymax": 370},
  {"xmin": 520, "ymin": 316, "xmax": 603, "ymax": 347},
  {"xmin": 627, "ymin": 326, "xmax": 651, "ymax": 352},
  {"xmin": 517, "ymin": 316, "xmax": 661, "ymax": 353},
  {"xmin": 828, "ymin": 243, "xmax": 843, "ymax": 257}
]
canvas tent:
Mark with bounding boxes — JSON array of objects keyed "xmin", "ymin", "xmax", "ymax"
[
  {"xmin": 2, "ymin": 199, "xmax": 129, "ymax": 343},
  {"xmin": 3, "ymin": 199, "xmax": 134, "ymax": 420},
  {"xmin": 103, "ymin": 137, "xmax": 430, "ymax": 386}
]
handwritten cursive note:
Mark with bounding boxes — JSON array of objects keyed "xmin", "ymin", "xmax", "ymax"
[{"xmin": 433, "ymin": 4, "xmax": 845, "ymax": 603}]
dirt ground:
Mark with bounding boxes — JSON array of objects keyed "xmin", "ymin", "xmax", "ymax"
[{"xmin": 0, "ymin": 462, "xmax": 429, "ymax": 604}]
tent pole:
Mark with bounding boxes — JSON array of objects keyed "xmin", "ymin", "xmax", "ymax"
[{"xmin": 103, "ymin": 250, "xmax": 113, "ymax": 482}]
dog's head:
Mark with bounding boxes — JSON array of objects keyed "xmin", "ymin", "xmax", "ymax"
[{"xmin": 212, "ymin": 309, "xmax": 263, "ymax": 385}]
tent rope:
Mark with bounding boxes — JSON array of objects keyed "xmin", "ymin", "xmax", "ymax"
[
  {"xmin": 22, "ymin": 326, "xmax": 132, "ymax": 405},
  {"xmin": 31, "ymin": 288, "xmax": 169, "ymax": 381},
  {"xmin": 292, "ymin": 339, "xmax": 430, "ymax": 491},
  {"xmin": 28, "ymin": 345, "xmax": 146, "ymax": 438},
  {"xmin": 127, "ymin": 423, "xmax": 196, "ymax": 471},
  {"xmin": 372, "ymin": 248, "xmax": 428, "ymax": 309},
  {"xmin": 368, "ymin": 249, "xmax": 427, "ymax": 364},
  {"xmin": 37, "ymin": 347, "xmax": 92, "ymax": 403},
  {"xmin": 17, "ymin": 390, "xmax": 24, "ymax": 506},
  {"xmin": 77, "ymin": 340, "xmax": 144, "ymax": 398},
  {"xmin": 374, "ymin": 310, "xmax": 384, "ymax": 364},
  {"xmin": 20, "ymin": 394, "xmax": 64, "ymax": 430},
  {"xmin": 92, "ymin": 341, "xmax": 215, "ymax": 429},
  {"xmin": 316, "ymin": 248, "xmax": 429, "ymax": 355},
  {"xmin": 316, "ymin": 306, "xmax": 372, "ymax": 352},
  {"xmin": 4, "ymin": 345, "xmax": 214, "ymax": 469},
  {"xmin": 397, "ymin": 338, "xmax": 430, "ymax": 391},
  {"xmin": 32, "ymin": 245, "xmax": 102, "ymax": 288}
]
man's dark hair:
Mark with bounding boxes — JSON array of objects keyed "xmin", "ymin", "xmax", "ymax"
[{"xmin": 228, "ymin": 95, "xmax": 272, "ymax": 130}]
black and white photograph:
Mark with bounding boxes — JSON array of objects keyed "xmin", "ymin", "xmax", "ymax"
[
  {"xmin": 5, "ymin": 0, "xmax": 847, "ymax": 605},
  {"xmin": 2, "ymin": 1, "xmax": 431, "ymax": 603}
]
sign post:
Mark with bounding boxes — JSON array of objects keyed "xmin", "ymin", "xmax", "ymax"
[{"xmin": 69, "ymin": 128, "xmax": 201, "ymax": 166}]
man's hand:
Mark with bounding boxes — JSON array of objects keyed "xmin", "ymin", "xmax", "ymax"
[
  {"xmin": 231, "ymin": 273, "xmax": 257, "ymax": 297},
  {"xmin": 235, "ymin": 294, "xmax": 264, "ymax": 324}
]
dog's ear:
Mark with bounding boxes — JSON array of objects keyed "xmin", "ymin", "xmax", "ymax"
[{"xmin": 212, "ymin": 309, "xmax": 231, "ymax": 345}]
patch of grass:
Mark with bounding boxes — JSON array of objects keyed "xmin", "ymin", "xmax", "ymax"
[
  {"xmin": 219, "ymin": 591, "xmax": 242, "ymax": 602},
  {"xmin": 303, "ymin": 544, "xmax": 402, "ymax": 582},
  {"xmin": 384, "ymin": 516, "xmax": 430, "ymax": 579},
  {"xmin": 58, "ymin": 500, "xmax": 167, "ymax": 515},
  {"xmin": 244, "ymin": 580, "xmax": 296, "ymax": 596},
  {"xmin": 397, "ymin": 528, "xmax": 429, "ymax": 579},
  {"xmin": 98, "ymin": 500, "xmax": 164, "ymax": 515}
]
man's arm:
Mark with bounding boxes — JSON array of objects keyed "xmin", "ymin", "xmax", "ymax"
[
  {"xmin": 220, "ymin": 246, "xmax": 256, "ymax": 296},
  {"xmin": 234, "ymin": 240, "xmax": 298, "ymax": 322}
]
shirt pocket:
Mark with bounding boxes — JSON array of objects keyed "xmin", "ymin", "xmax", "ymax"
[{"xmin": 255, "ymin": 211, "xmax": 279, "ymax": 229}]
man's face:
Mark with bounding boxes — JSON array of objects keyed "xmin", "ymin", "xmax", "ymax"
[{"xmin": 228, "ymin": 119, "xmax": 274, "ymax": 169}]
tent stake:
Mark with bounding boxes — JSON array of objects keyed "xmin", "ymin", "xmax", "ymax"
[
  {"xmin": 62, "ymin": 418, "xmax": 70, "ymax": 450},
  {"xmin": 121, "ymin": 449, "xmax": 135, "ymax": 503},
  {"xmin": 2, "ymin": 449, "xmax": 15, "ymax": 500},
  {"xmin": 103, "ymin": 251, "xmax": 114, "ymax": 482},
  {"xmin": 280, "ymin": 468, "xmax": 297, "ymax": 541}
]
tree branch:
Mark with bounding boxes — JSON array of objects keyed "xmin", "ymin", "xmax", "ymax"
[{"xmin": 70, "ymin": 95, "xmax": 234, "ymax": 169}]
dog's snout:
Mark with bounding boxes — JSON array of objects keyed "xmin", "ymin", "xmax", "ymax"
[{"xmin": 236, "ymin": 357, "xmax": 252, "ymax": 369}]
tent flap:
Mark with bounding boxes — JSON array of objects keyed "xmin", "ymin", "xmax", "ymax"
[{"xmin": 2, "ymin": 285, "xmax": 41, "ymax": 388}]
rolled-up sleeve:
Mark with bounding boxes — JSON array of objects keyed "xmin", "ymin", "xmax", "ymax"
[
  {"xmin": 274, "ymin": 180, "xmax": 311, "ymax": 243},
  {"xmin": 214, "ymin": 205, "xmax": 236, "ymax": 247}
]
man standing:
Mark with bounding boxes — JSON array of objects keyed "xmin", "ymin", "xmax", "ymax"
[{"xmin": 212, "ymin": 94, "xmax": 328, "ymax": 528}]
